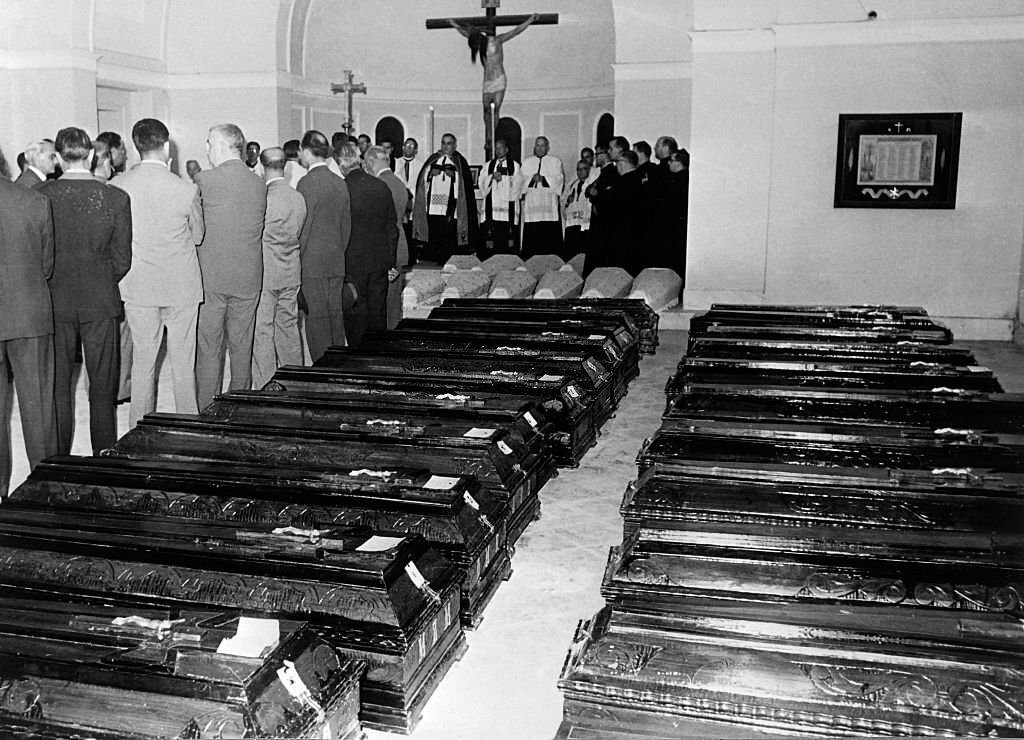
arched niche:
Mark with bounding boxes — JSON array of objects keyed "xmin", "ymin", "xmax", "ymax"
[
  {"xmin": 374, "ymin": 116, "xmax": 405, "ymax": 149},
  {"xmin": 596, "ymin": 112, "xmax": 615, "ymax": 148},
  {"xmin": 495, "ymin": 116, "xmax": 523, "ymax": 163}
]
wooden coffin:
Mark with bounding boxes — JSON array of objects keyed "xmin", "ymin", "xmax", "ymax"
[
  {"xmin": 107, "ymin": 414, "xmax": 552, "ymax": 547},
  {"xmin": 0, "ymin": 518, "xmax": 464, "ymax": 734},
  {"xmin": 440, "ymin": 297, "xmax": 658, "ymax": 354},
  {"xmin": 709, "ymin": 302, "xmax": 928, "ymax": 315},
  {"xmin": 667, "ymin": 357, "xmax": 1003, "ymax": 397},
  {"xmin": 685, "ymin": 336, "xmax": 977, "ymax": 366},
  {"xmin": 636, "ymin": 428, "xmax": 1024, "ymax": 476},
  {"xmin": 692, "ymin": 306, "xmax": 946, "ymax": 331},
  {"xmin": 386, "ymin": 318, "xmax": 636, "ymax": 386},
  {"xmin": 0, "ymin": 597, "xmax": 363, "ymax": 740},
  {"xmin": 12, "ymin": 454, "xmax": 508, "ymax": 629},
  {"xmin": 619, "ymin": 466, "xmax": 1024, "ymax": 546},
  {"xmin": 267, "ymin": 367, "xmax": 598, "ymax": 465},
  {"xmin": 426, "ymin": 305, "xmax": 639, "ymax": 356},
  {"xmin": 558, "ymin": 604, "xmax": 1024, "ymax": 738},
  {"xmin": 601, "ymin": 521, "xmax": 1023, "ymax": 618},
  {"xmin": 308, "ymin": 347, "xmax": 617, "ymax": 426},
  {"xmin": 667, "ymin": 385, "xmax": 1024, "ymax": 433},
  {"xmin": 688, "ymin": 322, "xmax": 953, "ymax": 345}
]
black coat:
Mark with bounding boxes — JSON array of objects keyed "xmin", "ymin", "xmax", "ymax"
[{"xmin": 344, "ymin": 169, "xmax": 398, "ymax": 276}]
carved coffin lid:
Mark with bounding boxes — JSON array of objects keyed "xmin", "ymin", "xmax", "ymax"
[
  {"xmin": 669, "ymin": 385, "xmax": 1024, "ymax": 433},
  {"xmin": 426, "ymin": 306, "xmax": 637, "ymax": 353},
  {"xmin": 14, "ymin": 455, "xmax": 501, "ymax": 552},
  {"xmin": 694, "ymin": 306, "xmax": 944, "ymax": 329},
  {"xmin": 690, "ymin": 322, "xmax": 953, "ymax": 344},
  {"xmin": 658, "ymin": 417, "xmax": 1024, "ymax": 452},
  {"xmin": 621, "ymin": 468, "xmax": 1024, "ymax": 537},
  {"xmin": 559, "ymin": 605, "xmax": 1024, "ymax": 737},
  {"xmin": 389, "ymin": 319, "xmax": 626, "ymax": 366},
  {"xmin": 0, "ymin": 596, "xmax": 363, "ymax": 739},
  {"xmin": 0, "ymin": 514, "xmax": 460, "ymax": 636},
  {"xmin": 310, "ymin": 347, "xmax": 612, "ymax": 392},
  {"xmin": 602, "ymin": 525, "xmax": 1024, "ymax": 617},
  {"xmin": 206, "ymin": 391, "xmax": 548, "ymax": 449},
  {"xmin": 679, "ymin": 357, "xmax": 1002, "ymax": 393},
  {"xmin": 638, "ymin": 430, "xmax": 1024, "ymax": 477},
  {"xmin": 686, "ymin": 336, "xmax": 976, "ymax": 365},
  {"xmin": 440, "ymin": 297, "xmax": 651, "ymax": 339},
  {"xmin": 269, "ymin": 366, "xmax": 592, "ymax": 423},
  {"xmin": 109, "ymin": 414, "xmax": 544, "ymax": 496},
  {"xmin": 708, "ymin": 303, "xmax": 928, "ymax": 315}
]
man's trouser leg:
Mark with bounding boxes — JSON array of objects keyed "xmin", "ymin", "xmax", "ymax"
[
  {"xmin": 365, "ymin": 270, "xmax": 389, "ymax": 336},
  {"xmin": 80, "ymin": 317, "xmax": 119, "ymax": 455},
  {"xmin": 53, "ymin": 318, "xmax": 79, "ymax": 455},
  {"xmin": 196, "ymin": 290, "xmax": 228, "ymax": 410},
  {"xmin": 273, "ymin": 285, "xmax": 302, "ymax": 368},
  {"xmin": 0, "ymin": 344, "xmax": 12, "ymax": 495},
  {"xmin": 224, "ymin": 293, "xmax": 258, "ymax": 393},
  {"xmin": 8, "ymin": 335, "xmax": 57, "ymax": 472},
  {"xmin": 117, "ymin": 315, "xmax": 132, "ymax": 402},
  {"xmin": 163, "ymin": 304, "xmax": 199, "ymax": 415},
  {"xmin": 343, "ymin": 272, "xmax": 370, "ymax": 349},
  {"xmin": 252, "ymin": 289, "xmax": 277, "ymax": 390},
  {"xmin": 125, "ymin": 304, "xmax": 161, "ymax": 427},
  {"xmin": 304, "ymin": 277, "xmax": 346, "ymax": 363}
]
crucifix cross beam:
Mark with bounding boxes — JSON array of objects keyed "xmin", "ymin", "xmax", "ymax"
[
  {"xmin": 330, "ymin": 69, "xmax": 367, "ymax": 136},
  {"xmin": 425, "ymin": 12, "xmax": 558, "ymax": 33}
]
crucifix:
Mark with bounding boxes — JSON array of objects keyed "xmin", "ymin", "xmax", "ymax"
[
  {"xmin": 427, "ymin": 1, "xmax": 558, "ymax": 161},
  {"xmin": 330, "ymin": 70, "xmax": 367, "ymax": 137}
]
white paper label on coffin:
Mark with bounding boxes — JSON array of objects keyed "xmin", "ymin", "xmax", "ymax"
[
  {"xmin": 523, "ymin": 411, "xmax": 538, "ymax": 428},
  {"xmin": 423, "ymin": 475, "xmax": 460, "ymax": 490},
  {"xmin": 539, "ymin": 374, "xmax": 564, "ymax": 382},
  {"xmin": 357, "ymin": 535, "xmax": 407, "ymax": 552},
  {"xmin": 217, "ymin": 616, "xmax": 280, "ymax": 658},
  {"xmin": 497, "ymin": 440, "xmax": 513, "ymax": 455},
  {"xmin": 463, "ymin": 428, "xmax": 497, "ymax": 439}
]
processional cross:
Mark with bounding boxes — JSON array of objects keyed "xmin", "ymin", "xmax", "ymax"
[
  {"xmin": 330, "ymin": 70, "xmax": 367, "ymax": 137},
  {"xmin": 427, "ymin": 0, "xmax": 558, "ymax": 161}
]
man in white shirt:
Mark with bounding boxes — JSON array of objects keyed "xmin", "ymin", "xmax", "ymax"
[
  {"xmin": 562, "ymin": 159, "xmax": 593, "ymax": 261},
  {"xmin": 520, "ymin": 136, "xmax": 564, "ymax": 257}
]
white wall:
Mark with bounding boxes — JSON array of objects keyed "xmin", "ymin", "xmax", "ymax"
[{"xmin": 687, "ymin": 1, "xmax": 1024, "ymax": 339}]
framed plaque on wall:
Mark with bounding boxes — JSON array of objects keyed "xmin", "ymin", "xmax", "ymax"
[{"xmin": 834, "ymin": 112, "xmax": 962, "ymax": 209}]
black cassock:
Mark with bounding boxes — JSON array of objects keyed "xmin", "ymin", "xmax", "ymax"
[{"xmin": 586, "ymin": 168, "xmax": 649, "ymax": 276}]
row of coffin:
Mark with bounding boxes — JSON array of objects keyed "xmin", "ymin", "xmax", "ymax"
[
  {"xmin": 0, "ymin": 298, "xmax": 658, "ymax": 738},
  {"xmin": 557, "ymin": 304, "xmax": 1024, "ymax": 738}
]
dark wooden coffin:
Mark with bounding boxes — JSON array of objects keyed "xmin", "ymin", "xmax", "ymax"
[
  {"xmin": 267, "ymin": 366, "xmax": 598, "ymax": 465},
  {"xmin": 601, "ymin": 521, "xmax": 1023, "ymax": 617},
  {"xmin": 310, "ymin": 346, "xmax": 618, "ymax": 420},
  {"xmin": 0, "ymin": 597, "xmax": 363, "ymax": 739},
  {"xmin": 558, "ymin": 604, "xmax": 1024, "ymax": 737},
  {"xmin": 0, "ymin": 518, "xmax": 464, "ymax": 734},
  {"xmin": 619, "ymin": 466, "xmax": 1024, "ymax": 545},
  {"xmin": 691, "ymin": 305, "xmax": 947, "ymax": 331},
  {"xmin": 440, "ymin": 297, "xmax": 659, "ymax": 354},
  {"xmin": 686, "ymin": 336, "xmax": 976, "ymax": 365},
  {"xmin": 668, "ymin": 357, "xmax": 1003, "ymax": 397},
  {"xmin": 12, "ymin": 454, "xmax": 508, "ymax": 629},
  {"xmin": 667, "ymin": 384, "xmax": 1024, "ymax": 433},
  {"xmin": 636, "ymin": 428, "xmax": 1024, "ymax": 476},
  {"xmin": 107, "ymin": 413, "xmax": 553, "ymax": 546},
  {"xmin": 687, "ymin": 322, "xmax": 954, "ymax": 345},
  {"xmin": 709, "ymin": 302, "xmax": 927, "ymax": 315},
  {"xmin": 375, "ymin": 318, "xmax": 639, "ymax": 393}
]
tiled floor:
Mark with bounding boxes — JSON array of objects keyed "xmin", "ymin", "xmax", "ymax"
[{"xmin": 4, "ymin": 332, "xmax": 1022, "ymax": 740}]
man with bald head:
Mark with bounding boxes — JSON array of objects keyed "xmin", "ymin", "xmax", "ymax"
[
  {"xmin": 252, "ymin": 147, "xmax": 306, "ymax": 388},
  {"xmin": 195, "ymin": 123, "xmax": 267, "ymax": 408},
  {"xmin": 16, "ymin": 140, "xmax": 57, "ymax": 189}
]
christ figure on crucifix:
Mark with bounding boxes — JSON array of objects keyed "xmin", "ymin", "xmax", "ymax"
[{"xmin": 448, "ymin": 12, "xmax": 538, "ymax": 155}]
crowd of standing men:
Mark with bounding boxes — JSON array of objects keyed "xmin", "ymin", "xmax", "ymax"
[
  {"xmin": 0, "ymin": 118, "xmax": 687, "ymax": 495},
  {"xmin": 0, "ymin": 118, "xmax": 402, "ymax": 494}
]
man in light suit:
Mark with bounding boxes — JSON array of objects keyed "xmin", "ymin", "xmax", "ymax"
[
  {"xmin": 15, "ymin": 139, "xmax": 57, "ymax": 189},
  {"xmin": 0, "ymin": 144, "xmax": 58, "ymax": 494},
  {"xmin": 194, "ymin": 123, "xmax": 267, "ymax": 409},
  {"xmin": 252, "ymin": 147, "xmax": 306, "ymax": 389},
  {"xmin": 296, "ymin": 130, "xmax": 351, "ymax": 362},
  {"xmin": 111, "ymin": 118, "xmax": 205, "ymax": 427},
  {"xmin": 339, "ymin": 143, "xmax": 398, "ymax": 347},
  {"xmin": 366, "ymin": 146, "xmax": 409, "ymax": 329}
]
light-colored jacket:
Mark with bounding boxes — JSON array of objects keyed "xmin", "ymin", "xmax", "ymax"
[{"xmin": 111, "ymin": 161, "xmax": 204, "ymax": 307}]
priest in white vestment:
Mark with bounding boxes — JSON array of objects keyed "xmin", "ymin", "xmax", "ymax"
[
  {"xmin": 520, "ymin": 136, "xmax": 564, "ymax": 258},
  {"xmin": 478, "ymin": 138, "xmax": 525, "ymax": 256}
]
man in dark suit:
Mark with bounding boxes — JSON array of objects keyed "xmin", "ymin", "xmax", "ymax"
[
  {"xmin": 15, "ymin": 139, "xmax": 57, "ymax": 189},
  {"xmin": 296, "ymin": 130, "xmax": 352, "ymax": 361},
  {"xmin": 338, "ymin": 143, "xmax": 398, "ymax": 347},
  {"xmin": 366, "ymin": 146, "xmax": 409, "ymax": 329},
  {"xmin": 0, "ymin": 145, "xmax": 58, "ymax": 494},
  {"xmin": 194, "ymin": 123, "xmax": 267, "ymax": 409},
  {"xmin": 41, "ymin": 127, "xmax": 132, "ymax": 456}
]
